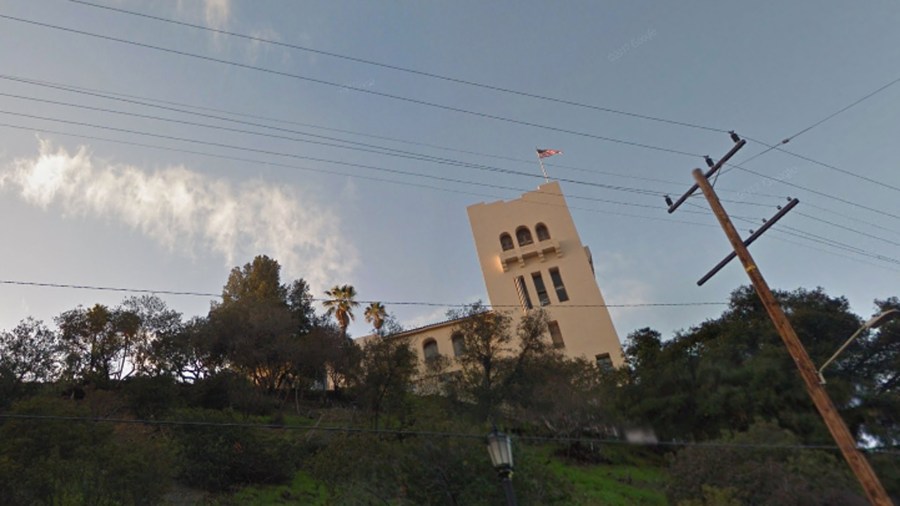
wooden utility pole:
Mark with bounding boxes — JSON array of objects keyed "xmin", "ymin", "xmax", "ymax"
[{"xmin": 692, "ymin": 168, "xmax": 893, "ymax": 506}]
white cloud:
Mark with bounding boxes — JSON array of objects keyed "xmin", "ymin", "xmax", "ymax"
[
  {"xmin": 203, "ymin": 0, "xmax": 230, "ymax": 30},
  {"xmin": 0, "ymin": 140, "xmax": 358, "ymax": 292},
  {"xmin": 246, "ymin": 26, "xmax": 282, "ymax": 64}
]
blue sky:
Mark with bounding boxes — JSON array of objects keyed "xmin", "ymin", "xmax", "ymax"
[{"xmin": 0, "ymin": 0, "xmax": 898, "ymax": 341}]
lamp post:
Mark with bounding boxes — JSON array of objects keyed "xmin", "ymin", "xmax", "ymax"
[
  {"xmin": 818, "ymin": 309, "xmax": 900, "ymax": 384},
  {"xmin": 486, "ymin": 427, "xmax": 518, "ymax": 506}
]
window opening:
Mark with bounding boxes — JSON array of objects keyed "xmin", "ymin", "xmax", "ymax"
[
  {"xmin": 596, "ymin": 353, "xmax": 614, "ymax": 372},
  {"xmin": 549, "ymin": 267, "xmax": 569, "ymax": 302},
  {"xmin": 535, "ymin": 223, "xmax": 550, "ymax": 241},
  {"xmin": 423, "ymin": 339, "xmax": 439, "ymax": 360},
  {"xmin": 500, "ymin": 233, "xmax": 514, "ymax": 251},
  {"xmin": 548, "ymin": 321, "xmax": 564, "ymax": 348},
  {"xmin": 532, "ymin": 272, "xmax": 551, "ymax": 306},
  {"xmin": 516, "ymin": 226, "xmax": 533, "ymax": 246},
  {"xmin": 515, "ymin": 276, "xmax": 533, "ymax": 310},
  {"xmin": 451, "ymin": 332, "xmax": 466, "ymax": 357}
]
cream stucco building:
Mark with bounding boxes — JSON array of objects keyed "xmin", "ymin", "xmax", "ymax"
[{"xmin": 366, "ymin": 181, "xmax": 624, "ymax": 371}]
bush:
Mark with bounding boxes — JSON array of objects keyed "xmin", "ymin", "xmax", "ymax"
[
  {"xmin": 187, "ymin": 371, "xmax": 276, "ymax": 415},
  {"xmin": 308, "ymin": 432, "xmax": 570, "ymax": 505},
  {"xmin": 667, "ymin": 420, "xmax": 866, "ymax": 505},
  {"xmin": 170, "ymin": 408, "xmax": 302, "ymax": 491},
  {"xmin": 122, "ymin": 374, "xmax": 183, "ymax": 419},
  {"xmin": 0, "ymin": 396, "xmax": 174, "ymax": 505}
]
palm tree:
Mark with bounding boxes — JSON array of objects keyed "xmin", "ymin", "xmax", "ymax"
[
  {"xmin": 364, "ymin": 302, "xmax": 387, "ymax": 331},
  {"xmin": 323, "ymin": 284, "xmax": 359, "ymax": 337}
]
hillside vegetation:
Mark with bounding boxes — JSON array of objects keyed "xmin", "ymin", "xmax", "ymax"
[{"xmin": 1, "ymin": 255, "xmax": 897, "ymax": 505}]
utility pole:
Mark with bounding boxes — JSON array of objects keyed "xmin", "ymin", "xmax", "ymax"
[{"xmin": 686, "ymin": 164, "xmax": 893, "ymax": 506}]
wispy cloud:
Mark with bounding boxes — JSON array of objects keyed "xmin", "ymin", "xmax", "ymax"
[
  {"xmin": 203, "ymin": 0, "xmax": 231, "ymax": 30},
  {"xmin": 0, "ymin": 140, "xmax": 358, "ymax": 291}
]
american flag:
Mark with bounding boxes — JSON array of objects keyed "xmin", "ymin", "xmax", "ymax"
[{"xmin": 537, "ymin": 149, "xmax": 562, "ymax": 159}]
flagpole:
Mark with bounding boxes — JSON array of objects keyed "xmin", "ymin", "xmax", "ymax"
[{"xmin": 536, "ymin": 148, "xmax": 549, "ymax": 182}]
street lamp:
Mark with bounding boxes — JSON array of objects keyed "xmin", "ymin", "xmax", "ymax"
[
  {"xmin": 486, "ymin": 427, "xmax": 518, "ymax": 506},
  {"xmin": 818, "ymin": 309, "xmax": 900, "ymax": 384}
]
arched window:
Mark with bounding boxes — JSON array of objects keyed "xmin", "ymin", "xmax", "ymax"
[
  {"xmin": 535, "ymin": 223, "xmax": 550, "ymax": 241},
  {"xmin": 451, "ymin": 332, "xmax": 466, "ymax": 357},
  {"xmin": 423, "ymin": 338, "xmax": 439, "ymax": 361},
  {"xmin": 515, "ymin": 226, "xmax": 533, "ymax": 247},
  {"xmin": 499, "ymin": 233, "xmax": 514, "ymax": 251}
]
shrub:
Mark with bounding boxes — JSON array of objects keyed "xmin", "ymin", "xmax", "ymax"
[
  {"xmin": 0, "ymin": 396, "xmax": 174, "ymax": 505},
  {"xmin": 667, "ymin": 420, "xmax": 866, "ymax": 505},
  {"xmin": 170, "ymin": 408, "xmax": 302, "ymax": 491}
]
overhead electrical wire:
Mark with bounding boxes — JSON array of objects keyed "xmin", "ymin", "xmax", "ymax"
[
  {"xmin": 0, "ymin": 85, "xmax": 859, "ymax": 218},
  {"xmin": 0, "ymin": 121, "xmax": 716, "ymax": 230},
  {"xmin": 0, "ymin": 92, "xmax": 674, "ymax": 199},
  {"xmin": 68, "ymin": 0, "xmax": 728, "ymax": 135},
  {"xmin": 727, "ymin": 215, "xmax": 900, "ymax": 267},
  {"xmin": 731, "ymin": 165, "xmax": 900, "ymax": 222},
  {"xmin": 67, "ymin": 0, "xmax": 900, "ymax": 197},
  {"xmin": 0, "ymin": 113, "xmax": 887, "ymax": 267},
  {"xmin": 0, "ymin": 109, "xmax": 669, "ymax": 199},
  {"xmin": 800, "ymin": 201, "xmax": 900, "ymax": 238},
  {"xmin": 0, "ymin": 14, "xmax": 702, "ymax": 159},
  {"xmin": 683, "ymin": 203, "xmax": 900, "ymax": 272},
  {"xmin": 0, "ymin": 73, "xmax": 691, "ymax": 191},
  {"xmin": 0, "ymin": 279, "xmax": 728, "ymax": 309},
  {"xmin": 0, "ymin": 101, "xmax": 889, "ymax": 263},
  {"xmin": 0, "ymin": 74, "xmax": 856, "ymax": 211},
  {"xmin": 721, "ymin": 70, "xmax": 900, "ymax": 192},
  {"xmin": 795, "ymin": 212, "xmax": 900, "ymax": 248},
  {"xmin": 5, "ymin": 413, "xmax": 891, "ymax": 455}
]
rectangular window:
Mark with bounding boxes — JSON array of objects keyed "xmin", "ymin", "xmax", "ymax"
[
  {"xmin": 595, "ymin": 353, "xmax": 614, "ymax": 372},
  {"xmin": 514, "ymin": 276, "xmax": 533, "ymax": 310},
  {"xmin": 549, "ymin": 267, "xmax": 569, "ymax": 302},
  {"xmin": 532, "ymin": 272, "xmax": 551, "ymax": 306},
  {"xmin": 548, "ymin": 321, "xmax": 564, "ymax": 348}
]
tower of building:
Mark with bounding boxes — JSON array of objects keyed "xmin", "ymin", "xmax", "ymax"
[{"xmin": 466, "ymin": 181, "xmax": 623, "ymax": 367}]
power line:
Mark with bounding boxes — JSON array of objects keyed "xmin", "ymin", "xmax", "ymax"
[
  {"xmin": 2, "ymin": 413, "xmax": 889, "ymax": 455},
  {"xmin": 730, "ymin": 215, "xmax": 900, "ymax": 266},
  {"xmin": 0, "ymin": 279, "xmax": 728, "ymax": 309},
  {"xmin": 0, "ymin": 14, "xmax": 702, "ymax": 159},
  {"xmin": 2, "ymin": 116, "xmax": 890, "ymax": 268},
  {"xmin": 720, "ymin": 70, "xmax": 900, "ymax": 193},
  {"xmin": 732, "ymin": 165, "xmax": 900, "ymax": 222},
  {"xmin": 795, "ymin": 211, "xmax": 900, "ymax": 248},
  {"xmin": 0, "ymin": 109, "xmax": 665, "ymax": 198},
  {"xmin": 685, "ymin": 203, "xmax": 900, "ymax": 273},
  {"xmin": 69, "ymin": 0, "xmax": 728, "ymax": 135},
  {"xmin": 0, "ymin": 121, "xmax": 716, "ymax": 229},
  {"xmin": 3, "ymin": 73, "xmax": 870, "ymax": 211},
  {"xmin": 0, "ymin": 73, "xmax": 691, "ymax": 190},
  {"xmin": 0, "ymin": 92, "xmax": 676, "ymax": 199}
]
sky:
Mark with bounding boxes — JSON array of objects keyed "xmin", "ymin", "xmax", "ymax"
[{"xmin": 0, "ymin": 0, "xmax": 898, "ymax": 342}]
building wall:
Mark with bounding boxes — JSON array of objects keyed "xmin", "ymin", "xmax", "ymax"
[
  {"xmin": 466, "ymin": 181, "xmax": 624, "ymax": 366},
  {"xmin": 358, "ymin": 181, "xmax": 624, "ymax": 370}
]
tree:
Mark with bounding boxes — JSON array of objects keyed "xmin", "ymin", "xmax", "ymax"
[
  {"xmin": 841, "ymin": 296, "xmax": 900, "ymax": 446},
  {"xmin": 221, "ymin": 255, "xmax": 286, "ymax": 305},
  {"xmin": 0, "ymin": 317, "xmax": 61, "ymax": 383},
  {"xmin": 56, "ymin": 304, "xmax": 141, "ymax": 385},
  {"xmin": 445, "ymin": 304, "xmax": 558, "ymax": 420},
  {"xmin": 667, "ymin": 420, "xmax": 865, "ymax": 505},
  {"xmin": 616, "ymin": 286, "xmax": 887, "ymax": 444},
  {"xmin": 323, "ymin": 284, "xmax": 359, "ymax": 337},
  {"xmin": 353, "ymin": 316, "xmax": 417, "ymax": 428},
  {"xmin": 207, "ymin": 255, "xmax": 306, "ymax": 393},
  {"xmin": 364, "ymin": 301, "xmax": 387, "ymax": 331},
  {"xmin": 119, "ymin": 295, "xmax": 183, "ymax": 378}
]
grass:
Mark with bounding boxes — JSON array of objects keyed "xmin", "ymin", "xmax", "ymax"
[
  {"xmin": 228, "ymin": 472, "xmax": 329, "ymax": 505},
  {"xmin": 545, "ymin": 447, "xmax": 670, "ymax": 506}
]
